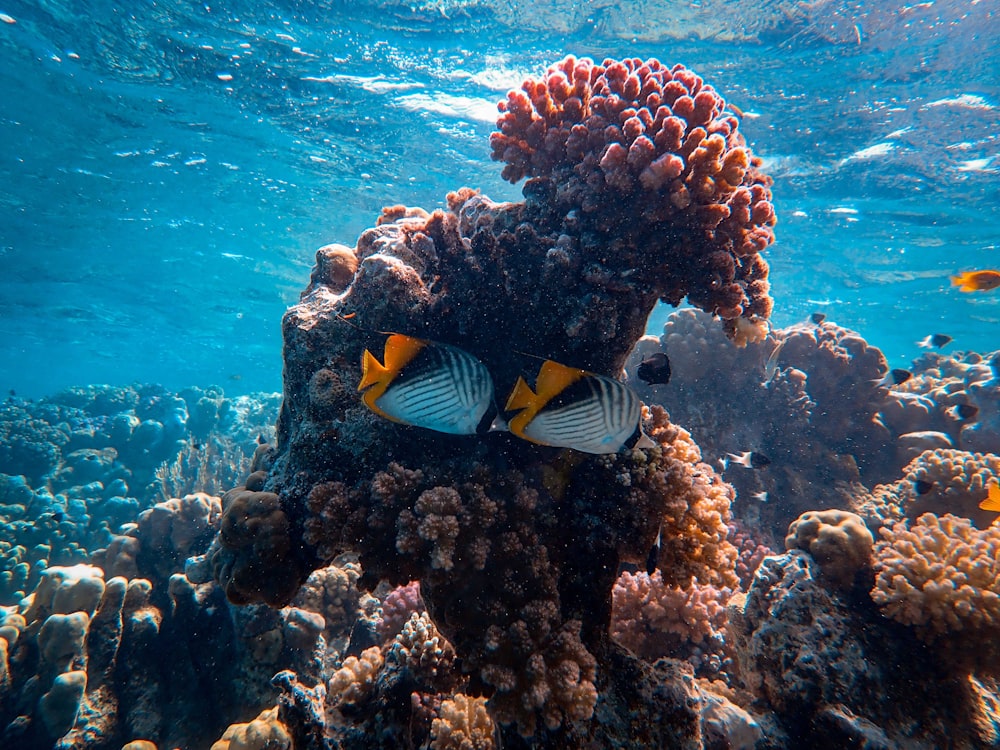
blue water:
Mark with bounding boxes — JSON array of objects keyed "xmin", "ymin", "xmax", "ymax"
[{"xmin": 1, "ymin": 0, "xmax": 998, "ymax": 399}]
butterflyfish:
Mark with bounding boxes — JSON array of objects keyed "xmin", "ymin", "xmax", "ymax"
[
  {"xmin": 979, "ymin": 482, "xmax": 1000, "ymax": 513},
  {"xmin": 504, "ymin": 359, "xmax": 655, "ymax": 454},
  {"xmin": 358, "ymin": 333, "xmax": 496, "ymax": 435},
  {"xmin": 952, "ymin": 270, "xmax": 1000, "ymax": 293}
]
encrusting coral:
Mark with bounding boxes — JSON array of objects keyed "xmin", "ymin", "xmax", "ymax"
[{"xmin": 212, "ymin": 54, "xmax": 770, "ymax": 747}]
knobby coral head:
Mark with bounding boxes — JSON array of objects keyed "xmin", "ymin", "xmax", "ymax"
[{"xmin": 490, "ymin": 55, "xmax": 775, "ymax": 342}]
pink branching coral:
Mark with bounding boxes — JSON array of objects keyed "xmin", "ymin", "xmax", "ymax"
[
  {"xmin": 871, "ymin": 513, "xmax": 1000, "ymax": 642},
  {"xmin": 610, "ymin": 570, "xmax": 730, "ymax": 664},
  {"xmin": 491, "ymin": 55, "xmax": 775, "ymax": 338},
  {"xmin": 376, "ymin": 580, "xmax": 424, "ymax": 642},
  {"xmin": 727, "ymin": 520, "xmax": 775, "ymax": 590}
]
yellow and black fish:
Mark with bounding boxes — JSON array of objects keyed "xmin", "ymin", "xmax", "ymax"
[
  {"xmin": 503, "ymin": 359, "xmax": 654, "ymax": 454},
  {"xmin": 358, "ymin": 333, "xmax": 496, "ymax": 435}
]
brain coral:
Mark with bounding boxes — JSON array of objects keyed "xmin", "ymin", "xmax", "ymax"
[
  {"xmin": 785, "ymin": 509, "xmax": 874, "ymax": 589},
  {"xmin": 491, "ymin": 55, "xmax": 776, "ymax": 341}
]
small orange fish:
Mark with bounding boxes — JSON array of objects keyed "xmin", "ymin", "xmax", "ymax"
[
  {"xmin": 979, "ymin": 482, "xmax": 1000, "ymax": 513},
  {"xmin": 951, "ymin": 270, "xmax": 1000, "ymax": 292}
]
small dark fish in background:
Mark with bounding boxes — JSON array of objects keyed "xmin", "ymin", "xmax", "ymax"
[
  {"xmin": 946, "ymin": 403, "xmax": 978, "ymax": 421},
  {"xmin": 873, "ymin": 369, "xmax": 912, "ymax": 387},
  {"xmin": 917, "ymin": 334, "xmax": 952, "ymax": 349},
  {"xmin": 637, "ymin": 352, "xmax": 671, "ymax": 385},
  {"xmin": 810, "ymin": 312, "xmax": 826, "ymax": 325},
  {"xmin": 914, "ymin": 479, "xmax": 935, "ymax": 495},
  {"xmin": 725, "ymin": 450, "xmax": 771, "ymax": 469},
  {"xmin": 646, "ymin": 524, "xmax": 662, "ymax": 575},
  {"xmin": 7, "ymin": 389, "xmax": 14, "ymax": 397}
]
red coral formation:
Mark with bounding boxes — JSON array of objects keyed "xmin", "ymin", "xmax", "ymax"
[{"xmin": 491, "ymin": 55, "xmax": 775, "ymax": 338}]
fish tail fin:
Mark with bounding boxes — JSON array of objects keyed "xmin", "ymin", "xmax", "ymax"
[
  {"xmin": 504, "ymin": 376, "xmax": 537, "ymax": 413},
  {"xmin": 634, "ymin": 432, "xmax": 656, "ymax": 450},
  {"xmin": 951, "ymin": 272, "xmax": 976, "ymax": 292},
  {"xmin": 358, "ymin": 349, "xmax": 387, "ymax": 391}
]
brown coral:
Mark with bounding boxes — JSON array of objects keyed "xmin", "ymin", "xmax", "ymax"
[
  {"xmin": 610, "ymin": 570, "xmax": 731, "ymax": 666},
  {"xmin": 491, "ymin": 55, "xmax": 775, "ymax": 333},
  {"xmin": 785, "ymin": 509, "xmax": 874, "ymax": 588},
  {"xmin": 214, "ymin": 473, "xmax": 307, "ymax": 607},
  {"xmin": 210, "ymin": 706, "xmax": 291, "ymax": 750}
]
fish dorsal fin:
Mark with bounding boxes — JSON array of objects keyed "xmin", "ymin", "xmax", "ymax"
[
  {"xmin": 382, "ymin": 333, "xmax": 427, "ymax": 371},
  {"xmin": 534, "ymin": 360, "xmax": 587, "ymax": 403},
  {"xmin": 504, "ymin": 376, "xmax": 537, "ymax": 413},
  {"xmin": 982, "ymin": 482, "xmax": 1000, "ymax": 512}
]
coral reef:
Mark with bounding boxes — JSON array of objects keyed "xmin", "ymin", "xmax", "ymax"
[
  {"xmin": 210, "ymin": 54, "xmax": 772, "ymax": 747},
  {"xmin": 626, "ymin": 309, "xmax": 995, "ymax": 532},
  {"xmin": 729, "ymin": 550, "xmax": 993, "ymax": 747},
  {"xmin": 852, "ymin": 448, "xmax": 1000, "ymax": 530},
  {"xmin": 0, "ymin": 384, "xmax": 279, "ymax": 606}
]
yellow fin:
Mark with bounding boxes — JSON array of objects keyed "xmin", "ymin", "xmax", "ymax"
[
  {"xmin": 382, "ymin": 333, "xmax": 427, "ymax": 371},
  {"xmin": 534, "ymin": 359, "xmax": 587, "ymax": 401},
  {"xmin": 505, "ymin": 376, "xmax": 537, "ymax": 413},
  {"xmin": 980, "ymin": 482, "xmax": 1000, "ymax": 513}
]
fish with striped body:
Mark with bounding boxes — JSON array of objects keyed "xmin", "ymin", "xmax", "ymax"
[
  {"xmin": 358, "ymin": 333, "xmax": 496, "ymax": 435},
  {"xmin": 503, "ymin": 359, "xmax": 654, "ymax": 454}
]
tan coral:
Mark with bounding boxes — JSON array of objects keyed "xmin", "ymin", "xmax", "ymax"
[
  {"xmin": 431, "ymin": 693, "xmax": 495, "ymax": 750},
  {"xmin": 785, "ymin": 509, "xmax": 874, "ymax": 588},
  {"xmin": 871, "ymin": 513, "xmax": 1000, "ymax": 640},
  {"xmin": 387, "ymin": 611, "xmax": 456, "ymax": 679},
  {"xmin": 328, "ymin": 646, "xmax": 384, "ymax": 706},
  {"xmin": 210, "ymin": 706, "xmax": 291, "ymax": 750}
]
